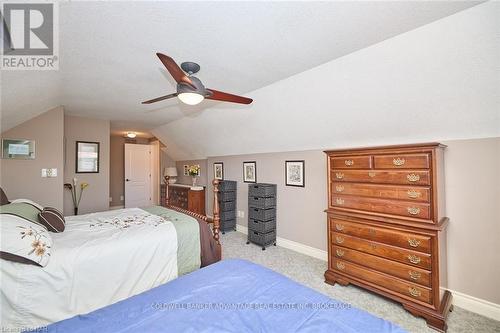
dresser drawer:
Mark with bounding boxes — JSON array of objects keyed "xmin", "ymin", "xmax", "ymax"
[
  {"xmin": 330, "ymin": 156, "xmax": 372, "ymax": 169},
  {"xmin": 332, "ymin": 258, "xmax": 432, "ymax": 305},
  {"xmin": 332, "ymin": 195, "xmax": 431, "ymax": 220},
  {"xmin": 373, "ymin": 153, "xmax": 430, "ymax": 169},
  {"xmin": 330, "ymin": 218, "xmax": 431, "ymax": 253},
  {"xmin": 331, "ymin": 182, "xmax": 430, "ymax": 203},
  {"xmin": 332, "ymin": 246, "xmax": 431, "ymax": 287},
  {"xmin": 331, "ymin": 232, "xmax": 431, "ymax": 269},
  {"xmin": 331, "ymin": 170, "xmax": 430, "ymax": 185}
]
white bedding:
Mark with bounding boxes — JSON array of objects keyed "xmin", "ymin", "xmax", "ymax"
[{"xmin": 0, "ymin": 208, "xmax": 179, "ymax": 330}]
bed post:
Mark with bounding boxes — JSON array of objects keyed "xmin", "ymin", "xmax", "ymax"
[
  {"xmin": 212, "ymin": 179, "xmax": 220, "ymax": 246},
  {"xmin": 164, "ymin": 176, "xmax": 170, "ymax": 206}
]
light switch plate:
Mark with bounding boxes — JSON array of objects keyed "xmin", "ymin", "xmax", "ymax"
[{"xmin": 42, "ymin": 168, "xmax": 58, "ymax": 178}]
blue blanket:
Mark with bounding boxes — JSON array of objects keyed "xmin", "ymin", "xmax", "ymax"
[{"xmin": 47, "ymin": 259, "xmax": 405, "ymax": 333}]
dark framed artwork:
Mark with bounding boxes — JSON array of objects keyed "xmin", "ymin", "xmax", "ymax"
[
  {"xmin": 243, "ymin": 161, "xmax": 257, "ymax": 183},
  {"xmin": 285, "ymin": 160, "xmax": 305, "ymax": 187},
  {"xmin": 214, "ymin": 162, "xmax": 224, "ymax": 180},
  {"xmin": 76, "ymin": 141, "xmax": 100, "ymax": 173}
]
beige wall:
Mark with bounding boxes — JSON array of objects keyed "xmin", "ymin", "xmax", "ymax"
[
  {"xmin": 207, "ymin": 137, "xmax": 500, "ymax": 304},
  {"xmin": 443, "ymin": 138, "xmax": 500, "ymax": 304},
  {"xmin": 64, "ymin": 115, "xmax": 110, "ymax": 215},
  {"xmin": 207, "ymin": 151, "xmax": 326, "ymax": 250},
  {"xmin": 175, "ymin": 159, "xmax": 209, "ymax": 186},
  {"xmin": 109, "ymin": 135, "xmax": 125, "ymax": 207},
  {"xmin": 0, "ymin": 107, "xmax": 64, "ymax": 210}
]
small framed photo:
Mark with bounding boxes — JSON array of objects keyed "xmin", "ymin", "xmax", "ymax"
[
  {"xmin": 76, "ymin": 141, "xmax": 99, "ymax": 173},
  {"xmin": 285, "ymin": 160, "xmax": 305, "ymax": 187},
  {"xmin": 2, "ymin": 138, "xmax": 35, "ymax": 159},
  {"xmin": 243, "ymin": 161, "xmax": 257, "ymax": 183},
  {"xmin": 214, "ymin": 162, "xmax": 224, "ymax": 180},
  {"xmin": 183, "ymin": 165, "xmax": 189, "ymax": 176}
]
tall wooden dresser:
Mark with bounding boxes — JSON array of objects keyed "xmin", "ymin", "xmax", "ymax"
[{"xmin": 324, "ymin": 143, "xmax": 451, "ymax": 332}]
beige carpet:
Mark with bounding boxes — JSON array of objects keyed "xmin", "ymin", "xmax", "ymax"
[{"xmin": 220, "ymin": 231, "xmax": 500, "ymax": 333}]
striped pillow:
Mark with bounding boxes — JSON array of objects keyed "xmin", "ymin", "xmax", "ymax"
[{"xmin": 38, "ymin": 207, "xmax": 65, "ymax": 232}]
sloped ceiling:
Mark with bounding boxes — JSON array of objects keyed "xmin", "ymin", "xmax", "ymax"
[
  {"xmin": 152, "ymin": 1, "xmax": 500, "ymax": 160},
  {"xmin": 1, "ymin": 1, "xmax": 481, "ymax": 133}
]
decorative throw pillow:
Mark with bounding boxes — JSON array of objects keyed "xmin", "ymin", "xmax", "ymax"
[
  {"xmin": 38, "ymin": 207, "xmax": 65, "ymax": 232},
  {"xmin": 0, "ymin": 202, "xmax": 43, "ymax": 225},
  {"xmin": 0, "ymin": 187, "xmax": 9, "ymax": 205},
  {"xmin": 0, "ymin": 214, "xmax": 52, "ymax": 267},
  {"xmin": 10, "ymin": 198, "xmax": 44, "ymax": 211}
]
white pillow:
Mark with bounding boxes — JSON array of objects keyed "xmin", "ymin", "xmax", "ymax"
[
  {"xmin": 0, "ymin": 214, "xmax": 52, "ymax": 267},
  {"xmin": 10, "ymin": 198, "xmax": 44, "ymax": 211}
]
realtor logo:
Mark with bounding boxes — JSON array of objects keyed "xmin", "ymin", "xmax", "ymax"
[{"xmin": 1, "ymin": 2, "xmax": 59, "ymax": 70}]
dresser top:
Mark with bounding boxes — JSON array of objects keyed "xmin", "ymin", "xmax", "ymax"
[{"xmin": 324, "ymin": 142, "xmax": 446, "ymax": 154}]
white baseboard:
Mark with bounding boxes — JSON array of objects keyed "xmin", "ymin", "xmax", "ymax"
[
  {"xmin": 109, "ymin": 205, "xmax": 124, "ymax": 210},
  {"xmin": 235, "ymin": 224, "xmax": 499, "ymax": 320},
  {"xmin": 235, "ymin": 224, "xmax": 328, "ymax": 261},
  {"xmin": 442, "ymin": 288, "xmax": 500, "ymax": 321}
]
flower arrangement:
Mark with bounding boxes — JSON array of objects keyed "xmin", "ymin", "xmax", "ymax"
[
  {"xmin": 64, "ymin": 178, "xmax": 89, "ymax": 215},
  {"xmin": 187, "ymin": 165, "xmax": 200, "ymax": 176},
  {"xmin": 187, "ymin": 165, "xmax": 200, "ymax": 187}
]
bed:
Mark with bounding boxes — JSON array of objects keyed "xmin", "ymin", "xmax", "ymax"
[
  {"xmin": 0, "ymin": 180, "xmax": 223, "ymax": 330},
  {"xmin": 46, "ymin": 259, "xmax": 406, "ymax": 333}
]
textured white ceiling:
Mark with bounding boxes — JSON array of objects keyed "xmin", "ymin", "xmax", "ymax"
[
  {"xmin": 1, "ymin": 1, "xmax": 480, "ymax": 132},
  {"xmin": 152, "ymin": 2, "xmax": 500, "ymax": 160}
]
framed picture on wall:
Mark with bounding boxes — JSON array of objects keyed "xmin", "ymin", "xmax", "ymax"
[
  {"xmin": 76, "ymin": 141, "xmax": 100, "ymax": 173},
  {"xmin": 285, "ymin": 160, "xmax": 305, "ymax": 187},
  {"xmin": 1, "ymin": 138, "xmax": 35, "ymax": 159},
  {"xmin": 243, "ymin": 161, "xmax": 257, "ymax": 183},
  {"xmin": 214, "ymin": 162, "xmax": 224, "ymax": 180}
]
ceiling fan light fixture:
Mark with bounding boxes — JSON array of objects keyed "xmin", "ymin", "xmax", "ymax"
[
  {"xmin": 126, "ymin": 132, "xmax": 137, "ymax": 138},
  {"xmin": 178, "ymin": 92, "xmax": 204, "ymax": 105}
]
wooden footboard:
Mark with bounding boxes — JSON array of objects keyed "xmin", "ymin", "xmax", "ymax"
[{"xmin": 164, "ymin": 177, "xmax": 221, "ymax": 259}]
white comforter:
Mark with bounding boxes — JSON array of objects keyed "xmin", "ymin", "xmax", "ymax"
[{"xmin": 1, "ymin": 208, "xmax": 178, "ymax": 330}]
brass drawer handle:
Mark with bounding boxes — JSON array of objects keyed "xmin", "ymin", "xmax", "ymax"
[
  {"xmin": 335, "ymin": 172, "xmax": 344, "ymax": 179},
  {"xmin": 335, "ymin": 223, "xmax": 344, "ymax": 231},
  {"xmin": 407, "ymin": 207, "xmax": 421, "ymax": 215},
  {"xmin": 393, "ymin": 157, "xmax": 406, "ymax": 166},
  {"xmin": 335, "ymin": 185, "xmax": 344, "ymax": 192},
  {"xmin": 407, "ymin": 189, "xmax": 421, "ymax": 199},
  {"xmin": 408, "ymin": 238, "xmax": 421, "ymax": 248},
  {"xmin": 408, "ymin": 254, "xmax": 421, "ymax": 264},
  {"xmin": 336, "ymin": 262, "xmax": 345, "ymax": 270},
  {"xmin": 408, "ymin": 287, "xmax": 421, "ymax": 297},
  {"xmin": 344, "ymin": 159, "xmax": 354, "ymax": 166},
  {"xmin": 368, "ymin": 228, "xmax": 376, "ymax": 235},
  {"xmin": 336, "ymin": 198, "xmax": 344, "ymax": 205},
  {"xmin": 409, "ymin": 271, "xmax": 421, "ymax": 281},
  {"xmin": 335, "ymin": 236, "xmax": 344, "ymax": 244},
  {"xmin": 368, "ymin": 172, "xmax": 376, "ymax": 178},
  {"xmin": 336, "ymin": 249, "xmax": 345, "ymax": 257},
  {"xmin": 407, "ymin": 174, "xmax": 420, "ymax": 182}
]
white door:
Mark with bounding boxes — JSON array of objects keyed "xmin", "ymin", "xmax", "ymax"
[{"xmin": 125, "ymin": 144, "xmax": 151, "ymax": 208}]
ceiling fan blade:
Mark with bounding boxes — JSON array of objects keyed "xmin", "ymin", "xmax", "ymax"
[
  {"xmin": 142, "ymin": 93, "xmax": 178, "ymax": 104},
  {"xmin": 156, "ymin": 53, "xmax": 194, "ymax": 88},
  {"xmin": 205, "ymin": 89, "xmax": 253, "ymax": 105}
]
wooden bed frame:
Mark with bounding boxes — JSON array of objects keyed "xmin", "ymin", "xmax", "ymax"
[{"xmin": 163, "ymin": 177, "xmax": 221, "ymax": 259}]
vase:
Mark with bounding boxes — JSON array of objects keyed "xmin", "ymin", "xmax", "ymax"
[
  {"xmin": 192, "ymin": 177, "xmax": 197, "ymax": 187},
  {"xmin": 74, "ymin": 207, "xmax": 78, "ymax": 215}
]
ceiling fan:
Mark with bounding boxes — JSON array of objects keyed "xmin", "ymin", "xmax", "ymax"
[{"xmin": 142, "ymin": 53, "xmax": 253, "ymax": 106}]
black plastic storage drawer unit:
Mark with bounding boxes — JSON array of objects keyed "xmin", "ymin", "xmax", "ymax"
[
  {"xmin": 217, "ymin": 180, "xmax": 237, "ymax": 233},
  {"xmin": 246, "ymin": 183, "xmax": 277, "ymax": 250}
]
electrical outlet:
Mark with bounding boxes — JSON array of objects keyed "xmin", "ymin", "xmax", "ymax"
[
  {"xmin": 109, "ymin": 197, "xmax": 113, "ymax": 202},
  {"xmin": 42, "ymin": 168, "xmax": 58, "ymax": 178},
  {"xmin": 238, "ymin": 210, "xmax": 245, "ymax": 218},
  {"xmin": 120, "ymin": 195, "xmax": 124, "ymax": 201}
]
